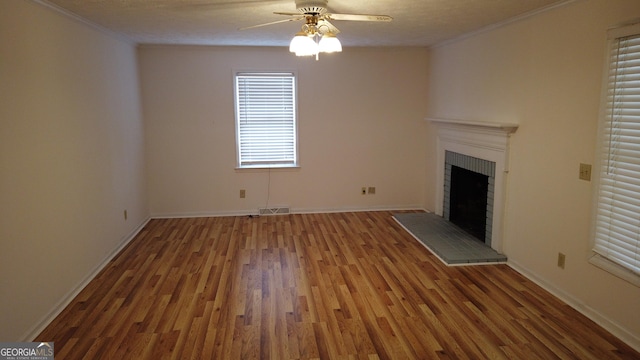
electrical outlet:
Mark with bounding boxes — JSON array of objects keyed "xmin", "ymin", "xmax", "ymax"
[
  {"xmin": 557, "ymin": 252, "xmax": 566, "ymax": 269},
  {"xmin": 240, "ymin": 189, "xmax": 246, "ymax": 198},
  {"xmin": 368, "ymin": 187, "xmax": 376, "ymax": 195},
  {"xmin": 361, "ymin": 187, "xmax": 367, "ymax": 195},
  {"xmin": 579, "ymin": 163, "xmax": 592, "ymax": 181}
]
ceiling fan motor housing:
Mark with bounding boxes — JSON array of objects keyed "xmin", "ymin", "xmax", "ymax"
[{"xmin": 295, "ymin": 0, "xmax": 328, "ymax": 14}]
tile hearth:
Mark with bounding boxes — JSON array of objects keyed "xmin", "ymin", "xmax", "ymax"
[{"xmin": 394, "ymin": 212, "xmax": 507, "ymax": 265}]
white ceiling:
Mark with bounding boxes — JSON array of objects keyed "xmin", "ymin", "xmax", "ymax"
[{"xmin": 40, "ymin": 0, "xmax": 571, "ymax": 47}]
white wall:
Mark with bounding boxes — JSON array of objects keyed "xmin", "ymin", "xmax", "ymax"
[
  {"xmin": 139, "ymin": 46, "xmax": 429, "ymax": 216},
  {"xmin": 426, "ymin": 0, "xmax": 640, "ymax": 348},
  {"xmin": 0, "ymin": 1, "xmax": 147, "ymax": 340}
]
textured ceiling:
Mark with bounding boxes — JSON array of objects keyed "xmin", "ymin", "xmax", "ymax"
[{"xmin": 40, "ymin": 0, "xmax": 570, "ymax": 47}]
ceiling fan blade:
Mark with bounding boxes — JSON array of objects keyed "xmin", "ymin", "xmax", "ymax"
[
  {"xmin": 170, "ymin": 0, "xmax": 288, "ymax": 10},
  {"xmin": 273, "ymin": 12, "xmax": 303, "ymax": 16},
  {"xmin": 317, "ymin": 19, "xmax": 340, "ymax": 35},
  {"xmin": 326, "ymin": 13, "xmax": 393, "ymax": 22},
  {"xmin": 239, "ymin": 17, "xmax": 304, "ymax": 31}
]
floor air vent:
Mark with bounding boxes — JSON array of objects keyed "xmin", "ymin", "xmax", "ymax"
[{"xmin": 258, "ymin": 207, "xmax": 291, "ymax": 215}]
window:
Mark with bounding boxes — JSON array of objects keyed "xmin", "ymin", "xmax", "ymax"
[
  {"xmin": 592, "ymin": 22, "xmax": 640, "ymax": 285},
  {"xmin": 234, "ymin": 72, "xmax": 298, "ymax": 168}
]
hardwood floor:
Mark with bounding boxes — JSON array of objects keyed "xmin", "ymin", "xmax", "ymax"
[{"xmin": 37, "ymin": 211, "xmax": 639, "ymax": 359}]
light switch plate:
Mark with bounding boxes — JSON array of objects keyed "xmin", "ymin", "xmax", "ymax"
[{"xmin": 579, "ymin": 163, "xmax": 591, "ymax": 181}]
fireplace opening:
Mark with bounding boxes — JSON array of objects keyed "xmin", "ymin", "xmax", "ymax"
[
  {"xmin": 443, "ymin": 151, "xmax": 496, "ymax": 245},
  {"xmin": 449, "ymin": 166, "xmax": 489, "ymax": 242}
]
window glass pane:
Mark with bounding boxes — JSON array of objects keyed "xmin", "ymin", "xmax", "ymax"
[
  {"xmin": 235, "ymin": 72, "xmax": 297, "ymax": 167},
  {"xmin": 593, "ymin": 29, "xmax": 640, "ymax": 276}
]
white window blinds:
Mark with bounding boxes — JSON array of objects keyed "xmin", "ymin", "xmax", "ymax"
[
  {"xmin": 593, "ymin": 24, "xmax": 640, "ymax": 277},
  {"xmin": 235, "ymin": 72, "xmax": 297, "ymax": 168}
]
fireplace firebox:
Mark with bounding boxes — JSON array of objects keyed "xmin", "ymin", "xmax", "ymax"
[
  {"xmin": 450, "ymin": 166, "xmax": 489, "ymax": 242},
  {"xmin": 443, "ymin": 151, "xmax": 495, "ymax": 245}
]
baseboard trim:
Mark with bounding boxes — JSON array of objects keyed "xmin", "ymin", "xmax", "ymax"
[
  {"xmin": 507, "ymin": 260, "xmax": 640, "ymax": 352},
  {"xmin": 150, "ymin": 205, "xmax": 426, "ymax": 219},
  {"xmin": 22, "ymin": 217, "xmax": 150, "ymax": 342}
]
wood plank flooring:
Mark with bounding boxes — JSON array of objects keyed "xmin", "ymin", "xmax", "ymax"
[{"xmin": 37, "ymin": 211, "xmax": 639, "ymax": 359}]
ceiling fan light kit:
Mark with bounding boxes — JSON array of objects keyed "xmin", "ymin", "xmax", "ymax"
[
  {"xmin": 318, "ymin": 32, "xmax": 342, "ymax": 53},
  {"xmin": 243, "ymin": 0, "xmax": 391, "ymax": 60},
  {"xmin": 288, "ymin": 17, "xmax": 342, "ymax": 58},
  {"xmin": 289, "ymin": 31, "xmax": 319, "ymax": 56}
]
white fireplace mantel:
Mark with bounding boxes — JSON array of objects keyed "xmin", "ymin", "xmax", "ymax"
[
  {"xmin": 427, "ymin": 117, "xmax": 519, "ymax": 134},
  {"xmin": 428, "ymin": 117, "xmax": 519, "ymax": 253}
]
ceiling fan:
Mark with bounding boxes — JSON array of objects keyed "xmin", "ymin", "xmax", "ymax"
[{"xmin": 239, "ymin": 0, "xmax": 392, "ymax": 58}]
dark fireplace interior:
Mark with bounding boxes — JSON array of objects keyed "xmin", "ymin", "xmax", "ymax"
[{"xmin": 449, "ymin": 165, "xmax": 489, "ymax": 242}]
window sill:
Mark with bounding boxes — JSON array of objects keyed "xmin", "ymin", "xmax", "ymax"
[
  {"xmin": 235, "ymin": 165, "xmax": 301, "ymax": 171},
  {"xmin": 589, "ymin": 253, "xmax": 640, "ymax": 288}
]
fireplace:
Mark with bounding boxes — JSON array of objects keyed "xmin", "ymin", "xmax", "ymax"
[
  {"xmin": 429, "ymin": 118, "xmax": 518, "ymax": 252},
  {"xmin": 443, "ymin": 151, "xmax": 495, "ymax": 244}
]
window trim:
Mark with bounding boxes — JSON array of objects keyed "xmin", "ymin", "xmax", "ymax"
[
  {"xmin": 233, "ymin": 70, "xmax": 299, "ymax": 169},
  {"xmin": 589, "ymin": 21, "xmax": 640, "ymax": 287}
]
